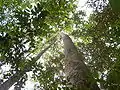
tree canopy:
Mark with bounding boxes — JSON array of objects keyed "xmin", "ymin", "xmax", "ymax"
[{"xmin": 0, "ymin": 0, "xmax": 120, "ymax": 90}]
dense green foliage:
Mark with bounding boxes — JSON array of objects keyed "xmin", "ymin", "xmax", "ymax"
[
  {"xmin": 0, "ymin": 0, "xmax": 120, "ymax": 90},
  {"xmin": 0, "ymin": 0, "xmax": 77, "ymax": 89},
  {"xmin": 109, "ymin": 0, "xmax": 120, "ymax": 11},
  {"xmin": 72, "ymin": 1, "xmax": 120, "ymax": 89}
]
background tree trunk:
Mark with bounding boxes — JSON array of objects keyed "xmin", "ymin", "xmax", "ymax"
[
  {"xmin": 0, "ymin": 43, "xmax": 52, "ymax": 90},
  {"xmin": 61, "ymin": 33, "xmax": 100, "ymax": 90}
]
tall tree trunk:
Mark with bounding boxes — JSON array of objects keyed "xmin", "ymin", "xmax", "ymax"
[
  {"xmin": 61, "ymin": 33, "xmax": 100, "ymax": 90},
  {"xmin": 0, "ymin": 43, "xmax": 53, "ymax": 90}
]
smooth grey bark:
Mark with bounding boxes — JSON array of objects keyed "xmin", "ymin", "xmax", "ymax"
[
  {"xmin": 61, "ymin": 33, "xmax": 100, "ymax": 90},
  {"xmin": 0, "ymin": 43, "xmax": 53, "ymax": 90}
]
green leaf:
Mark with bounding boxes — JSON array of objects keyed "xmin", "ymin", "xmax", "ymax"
[{"xmin": 109, "ymin": 0, "xmax": 120, "ymax": 11}]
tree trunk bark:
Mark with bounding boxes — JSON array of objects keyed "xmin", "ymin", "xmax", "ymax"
[
  {"xmin": 61, "ymin": 33, "xmax": 100, "ymax": 90},
  {"xmin": 0, "ymin": 72, "xmax": 21, "ymax": 90},
  {"xmin": 0, "ymin": 43, "xmax": 52, "ymax": 90}
]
